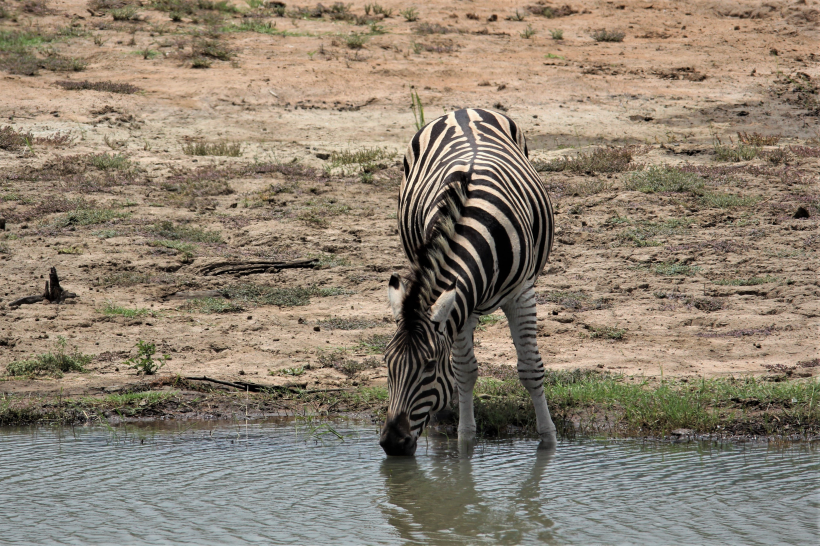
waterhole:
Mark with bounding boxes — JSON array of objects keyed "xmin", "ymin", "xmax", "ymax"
[{"xmin": 0, "ymin": 420, "xmax": 817, "ymax": 544}]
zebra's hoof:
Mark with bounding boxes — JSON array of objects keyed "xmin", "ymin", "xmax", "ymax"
[{"xmin": 538, "ymin": 429, "xmax": 558, "ymax": 450}]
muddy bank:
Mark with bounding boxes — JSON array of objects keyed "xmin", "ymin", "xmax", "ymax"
[{"xmin": 2, "ymin": 372, "xmax": 818, "ymax": 442}]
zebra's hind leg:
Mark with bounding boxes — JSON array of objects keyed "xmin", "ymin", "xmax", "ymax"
[
  {"xmin": 452, "ymin": 315, "xmax": 480, "ymax": 442},
  {"xmin": 501, "ymin": 285, "xmax": 557, "ymax": 446}
]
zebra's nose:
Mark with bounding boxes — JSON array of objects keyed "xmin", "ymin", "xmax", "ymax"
[{"xmin": 380, "ymin": 413, "xmax": 417, "ymax": 456}]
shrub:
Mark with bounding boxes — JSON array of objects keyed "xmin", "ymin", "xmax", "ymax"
[
  {"xmin": 345, "ymin": 32, "xmax": 367, "ymax": 49},
  {"xmin": 592, "ymin": 29, "xmax": 625, "ymax": 42},
  {"xmin": 400, "ymin": 7, "xmax": 418, "ymax": 22},
  {"xmin": 182, "ymin": 141, "xmax": 241, "ymax": 156},
  {"xmin": 125, "ymin": 339, "xmax": 168, "ymax": 375},
  {"xmin": 56, "ymin": 80, "xmax": 141, "ymax": 94}
]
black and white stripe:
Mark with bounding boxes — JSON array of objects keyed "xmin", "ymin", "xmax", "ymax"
[{"xmin": 380, "ymin": 108, "xmax": 557, "ymax": 456}]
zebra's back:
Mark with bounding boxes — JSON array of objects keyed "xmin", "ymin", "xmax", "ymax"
[{"xmin": 398, "ymin": 108, "xmax": 554, "ymax": 329}]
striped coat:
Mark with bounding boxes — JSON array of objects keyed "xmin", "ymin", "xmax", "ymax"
[{"xmin": 380, "ymin": 108, "xmax": 558, "ymax": 456}]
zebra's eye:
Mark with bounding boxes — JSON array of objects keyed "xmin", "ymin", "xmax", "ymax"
[{"xmin": 423, "ymin": 359, "xmax": 437, "ymax": 373}]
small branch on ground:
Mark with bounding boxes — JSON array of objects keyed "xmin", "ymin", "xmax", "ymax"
[{"xmin": 196, "ymin": 259, "xmax": 319, "ymax": 277}]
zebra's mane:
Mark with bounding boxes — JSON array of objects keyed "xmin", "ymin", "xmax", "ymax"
[{"xmin": 400, "ymin": 175, "xmax": 468, "ymax": 327}]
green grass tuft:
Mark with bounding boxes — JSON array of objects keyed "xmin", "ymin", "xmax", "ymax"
[
  {"xmin": 102, "ymin": 302, "xmax": 155, "ymax": 318},
  {"xmin": 355, "ymin": 333, "xmax": 392, "ymax": 354},
  {"xmin": 625, "ymin": 166, "xmax": 703, "ymax": 194},
  {"xmin": 182, "ymin": 141, "xmax": 241, "ymax": 156},
  {"xmin": 50, "ymin": 208, "xmax": 129, "ymax": 227},
  {"xmin": 714, "ymin": 275, "xmax": 777, "ymax": 286},
  {"xmin": 5, "ymin": 338, "xmax": 92, "ymax": 378},
  {"xmin": 223, "ymin": 284, "xmax": 352, "ymax": 307}
]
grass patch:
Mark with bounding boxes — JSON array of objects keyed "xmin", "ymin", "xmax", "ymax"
[
  {"xmin": 533, "ymin": 146, "xmax": 638, "ymax": 174},
  {"xmin": 101, "ymin": 302, "xmax": 155, "ymax": 318},
  {"xmin": 0, "ymin": 29, "xmax": 86, "ymax": 75},
  {"xmin": 468, "ymin": 372, "xmax": 820, "ymax": 437},
  {"xmin": 330, "ymin": 146, "xmax": 395, "ymax": 167},
  {"xmin": 400, "ymin": 7, "xmax": 418, "ymax": 21},
  {"xmin": 111, "ymin": 5, "xmax": 140, "ymax": 20},
  {"xmin": 95, "ymin": 271, "xmax": 178, "ymax": 287},
  {"xmin": 478, "ymin": 314, "xmax": 505, "ymax": 327},
  {"xmin": 345, "ymin": 32, "xmax": 367, "ymax": 49},
  {"xmin": 297, "ymin": 198, "xmax": 350, "ymax": 228},
  {"xmin": 161, "ymin": 166, "xmax": 235, "ymax": 203},
  {"xmin": 50, "ymin": 208, "xmax": 129, "ymax": 227},
  {"xmin": 315, "ymin": 318, "xmax": 381, "ymax": 330},
  {"xmin": 275, "ymin": 366, "xmax": 306, "ymax": 377},
  {"xmin": 56, "ymin": 80, "xmax": 141, "ymax": 94},
  {"xmin": 222, "ymin": 284, "xmax": 351, "ymax": 307},
  {"xmin": 714, "ymin": 275, "xmax": 777, "ymax": 286},
  {"xmin": 182, "ymin": 141, "xmax": 242, "ymax": 156},
  {"xmin": 5, "ymin": 338, "xmax": 91, "ymax": 378},
  {"xmin": 617, "ymin": 217, "xmax": 695, "ymax": 247},
  {"xmin": 1, "ymin": 126, "xmax": 73, "ymax": 150},
  {"xmin": 355, "ymin": 333, "xmax": 392, "ymax": 354},
  {"xmin": 89, "ymin": 152, "xmax": 130, "ymax": 170},
  {"xmin": 148, "ymin": 239, "xmax": 196, "ymax": 260},
  {"xmin": 585, "ymin": 325, "xmax": 626, "ymax": 340},
  {"xmin": 699, "ymin": 192, "xmax": 760, "ymax": 208},
  {"xmin": 192, "ymin": 39, "xmax": 232, "ymax": 61},
  {"xmin": 592, "ymin": 29, "xmax": 625, "ymax": 42},
  {"xmin": 183, "ymin": 297, "xmax": 244, "ymax": 313},
  {"xmin": 148, "ymin": 221, "xmax": 222, "ymax": 243},
  {"xmin": 317, "ymin": 349, "xmax": 381, "ymax": 376},
  {"xmin": 98, "ymin": 390, "xmax": 175, "ymax": 407},
  {"xmin": 0, "ymin": 30, "xmax": 86, "ymax": 76},
  {"xmin": 714, "ymin": 142, "xmax": 759, "ymax": 162},
  {"xmin": 625, "ymin": 166, "xmax": 703, "ymax": 194}
]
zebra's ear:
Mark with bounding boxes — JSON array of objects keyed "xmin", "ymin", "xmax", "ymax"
[
  {"xmin": 387, "ymin": 273, "xmax": 406, "ymax": 320},
  {"xmin": 429, "ymin": 286, "xmax": 456, "ymax": 331}
]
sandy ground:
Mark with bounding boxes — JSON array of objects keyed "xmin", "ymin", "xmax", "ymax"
[{"xmin": 1, "ymin": 0, "xmax": 818, "ymax": 399}]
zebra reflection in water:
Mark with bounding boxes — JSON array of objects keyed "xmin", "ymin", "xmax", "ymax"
[{"xmin": 379, "ymin": 438, "xmax": 557, "ymax": 544}]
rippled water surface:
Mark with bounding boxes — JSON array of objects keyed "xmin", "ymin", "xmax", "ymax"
[{"xmin": 1, "ymin": 420, "xmax": 817, "ymax": 545}]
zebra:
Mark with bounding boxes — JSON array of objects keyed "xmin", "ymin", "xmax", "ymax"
[{"xmin": 379, "ymin": 108, "xmax": 557, "ymax": 456}]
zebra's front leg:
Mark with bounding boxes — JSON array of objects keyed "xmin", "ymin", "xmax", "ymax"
[
  {"xmin": 501, "ymin": 286, "xmax": 557, "ymax": 445},
  {"xmin": 451, "ymin": 315, "xmax": 479, "ymax": 442}
]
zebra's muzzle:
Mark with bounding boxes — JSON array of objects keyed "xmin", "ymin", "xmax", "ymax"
[{"xmin": 379, "ymin": 413, "xmax": 417, "ymax": 456}]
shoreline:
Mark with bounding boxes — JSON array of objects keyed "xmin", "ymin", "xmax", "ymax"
[{"xmin": 3, "ymin": 372, "xmax": 818, "ymax": 443}]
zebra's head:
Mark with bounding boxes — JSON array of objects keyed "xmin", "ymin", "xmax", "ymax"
[{"xmin": 380, "ymin": 273, "xmax": 457, "ymax": 456}]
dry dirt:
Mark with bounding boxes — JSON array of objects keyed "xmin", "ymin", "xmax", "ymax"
[{"xmin": 1, "ymin": 0, "xmax": 818, "ymax": 400}]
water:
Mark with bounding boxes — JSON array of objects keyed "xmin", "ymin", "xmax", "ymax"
[{"xmin": 1, "ymin": 420, "xmax": 817, "ymax": 545}]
